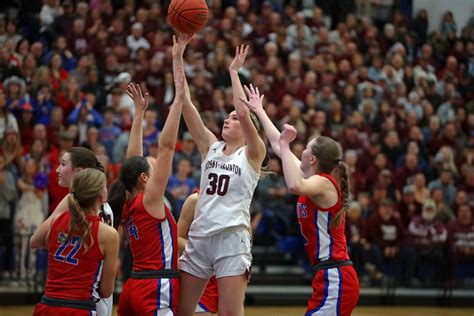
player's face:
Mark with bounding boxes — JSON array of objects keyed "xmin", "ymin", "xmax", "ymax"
[
  {"xmin": 56, "ymin": 152, "xmax": 75, "ymax": 188},
  {"xmin": 222, "ymin": 111, "xmax": 243, "ymax": 141}
]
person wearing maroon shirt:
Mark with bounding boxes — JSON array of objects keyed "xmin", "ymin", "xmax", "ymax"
[
  {"xmin": 408, "ymin": 199, "xmax": 448, "ymax": 285},
  {"xmin": 394, "ymin": 152, "xmax": 420, "ymax": 192},
  {"xmin": 357, "ymin": 136, "xmax": 382, "ymax": 174},
  {"xmin": 365, "ymin": 199, "xmax": 415, "ymax": 286},
  {"xmin": 398, "ymin": 185, "xmax": 422, "ymax": 227},
  {"xmin": 447, "ymin": 204, "xmax": 474, "ymax": 281}
]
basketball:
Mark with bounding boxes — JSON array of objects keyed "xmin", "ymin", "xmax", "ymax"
[{"xmin": 167, "ymin": 0, "xmax": 209, "ymax": 34}]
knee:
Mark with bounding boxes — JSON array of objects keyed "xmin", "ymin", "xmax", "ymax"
[{"xmin": 177, "ymin": 302, "xmax": 196, "ymax": 316}]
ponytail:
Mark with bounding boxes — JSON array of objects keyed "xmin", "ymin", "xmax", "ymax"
[
  {"xmin": 331, "ymin": 160, "xmax": 350, "ymax": 228},
  {"xmin": 67, "ymin": 192, "xmax": 93, "ymax": 252},
  {"xmin": 108, "ymin": 179, "xmax": 126, "ymax": 228}
]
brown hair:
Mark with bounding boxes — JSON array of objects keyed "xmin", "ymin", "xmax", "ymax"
[
  {"xmin": 67, "ymin": 147, "xmax": 105, "ymax": 173},
  {"xmin": 248, "ymin": 112, "xmax": 269, "ymax": 176},
  {"xmin": 310, "ymin": 136, "xmax": 349, "ymax": 228},
  {"xmin": 67, "ymin": 168, "xmax": 106, "ymax": 252}
]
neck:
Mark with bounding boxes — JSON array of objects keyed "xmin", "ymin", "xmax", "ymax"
[
  {"xmin": 223, "ymin": 141, "xmax": 245, "ymax": 155},
  {"xmin": 128, "ymin": 188, "xmax": 142, "ymax": 201}
]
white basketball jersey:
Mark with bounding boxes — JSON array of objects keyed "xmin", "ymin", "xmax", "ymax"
[
  {"xmin": 96, "ymin": 202, "xmax": 114, "ymax": 316},
  {"xmin": 189, "ymin": 141, "xmax": 260, "ymax": 237}
]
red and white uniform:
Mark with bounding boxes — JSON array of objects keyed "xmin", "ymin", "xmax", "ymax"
[
  {"xmin": 118, "ymin": 192, "xmax": 179, "ymax": 316},
  {"xmin": 34, "ymin": 212, "xmax": 104, "ymax": 316},
  {"xmin": 297, "ymin": 173, "xmax": 359, "ymax": 316},
  {"xmin": 195, "ymin": 275, "xmax": 218, "ymax": 314}
]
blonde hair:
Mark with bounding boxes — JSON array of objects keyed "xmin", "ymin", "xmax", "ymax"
[
  {"xmin": 310, "ymin": 136, "xmax": 349, "ymax": 228},
  {"xmin": 67, "ymin": 168, "xmax": 106, "ymax": 252}
]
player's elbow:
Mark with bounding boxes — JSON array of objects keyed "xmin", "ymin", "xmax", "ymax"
[
  {"xmin": 29, "ymin": 236, "xmax": 42, "ymax": 249},
  {"xmin": 99, "ymin": 284, "xmax": 114, "ymax": 298},
  {"xmin": 287, "ymin": 184, "xmax": 301, "ymax": 195}
]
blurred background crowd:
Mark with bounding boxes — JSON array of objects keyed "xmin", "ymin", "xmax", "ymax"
[{"xmin": 0, "ymin": 0, "xmax": 473, "ymax": 291}]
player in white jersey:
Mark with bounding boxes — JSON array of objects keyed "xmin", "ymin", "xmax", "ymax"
[
  {"xmin": 173, "ymin": 35, "xmax": 267, "ymax": 316},
  {"xmin": 30, "ymin": 146, "xmax": 114, "ymax": 316}
]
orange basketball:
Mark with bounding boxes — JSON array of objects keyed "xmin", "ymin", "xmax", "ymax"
[{"xmin": 167, "ymin": 0, "xmax": 209, "ymax": 34}]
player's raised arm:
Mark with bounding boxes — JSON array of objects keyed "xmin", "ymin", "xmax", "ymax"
[
  {"xmin": 229, "ymin": 45, "xmax": 266, "ymax": 171},
  {"xmin": 126, "ymin": 83, "xmax": 149, "ymax": 159},
  {"xmin": 240, "ymin": 85, "xmax": 302, "ymax": 173},
  {"xmin": 142, "ymin": 61, "xmax": 185, "ymax": 218},
  {"xmin": 172, "ymin": 34, "xmax": 217, "ymax": 158}
]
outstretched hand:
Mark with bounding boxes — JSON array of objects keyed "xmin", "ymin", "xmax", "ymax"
[
  {"xmin": 279, "ymin": 124, "xmax": 297, "ymax": 144},
  {"xmin": 126, "ymin": 83, "xmax": 148, "ymax": 114},
  {"xmin": 172, "ymin": 33, "xmax": 194, "ymax": 59},
  {"xmin": 229, "ymin": 44, "xmax": 249, "ymax": 72},
  {"xmin": 239, "ymin": 84, "xmax": 264, "ymax": 114}
]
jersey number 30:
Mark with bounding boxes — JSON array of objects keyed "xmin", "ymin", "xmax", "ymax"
[
  {"xmin": 54, "ymin": 233, "xmax": 81, "ymax": 265},
  {"xmin": 206, "ymin": 173, "xmax": 230, "ymax": 196}
]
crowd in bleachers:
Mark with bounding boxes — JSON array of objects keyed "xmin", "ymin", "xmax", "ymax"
[{"xmin": 0, "ymin": 0, "xmax": 473, "ymax": 288}]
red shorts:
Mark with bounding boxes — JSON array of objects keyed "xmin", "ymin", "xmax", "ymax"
[
  {"xmin": 196, "ymin": 276, "xmax": 218, "ymax": 313},
  {"xmin": 34, "ymin": 303, "xmax": 96, "ymax": 315},
  {"xmin": 118, "ymin": 277, "xmax": 179, "ymax": 315},
  {"xmin": 305, "ymin": 265, "xmax": 359, "ymax": 316}
]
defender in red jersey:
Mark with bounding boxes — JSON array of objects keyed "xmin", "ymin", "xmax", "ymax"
[
  {"xmin": 178, "ymin": 193, "xmax": 219, "ymax": 315},
  {"xmin": 30, "ymin": 147, "xmax": 115, "ymax": 316},
  {"xmin": 108, "ymin": 46, "xmax": 186, "ymax": 316},
  {"xmin": 30, "ymin": 169, "xmax": 119, "ymax": 315},
  {"xmin": 242, "ymin": 88, "xmax": 360, "ymax": 316}
]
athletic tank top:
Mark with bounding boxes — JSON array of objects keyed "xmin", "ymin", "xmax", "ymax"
[
  {"xmin": 297, "ymin": 173, "xmax": 349, "ymax": 266},
  {"xmin": 45, "ymin": 211, "xmax": 104, "ymax": 301},
  {"xmin": 189, "ymin": 141, "xmax": 260, "ymax": 237},
  {"xmin": 121, "ymin": 192, "xmax": 178, "ymax": 271}
]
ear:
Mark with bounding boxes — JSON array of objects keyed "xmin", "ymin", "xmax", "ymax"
[
  {"xmin": 139, "ymin": 172, "xmax": 149, "ymax": 184},
  {"xmin": 310, "ymin": 155, "xmax": 317, "ymax": 166}
]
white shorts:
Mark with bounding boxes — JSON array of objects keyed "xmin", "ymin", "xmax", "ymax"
[
  {"xmin": 96, "ymin": 295, "xmax": 113, "ymax": 316},
  {"xmin": 179, "ymin": 228, "xmax": 252, "ymax": 279}
]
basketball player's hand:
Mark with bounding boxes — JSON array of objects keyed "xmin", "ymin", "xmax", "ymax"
[
  {"xmin": 172, "ymin": 34, "xmax": 193, "ymax": 59},
  {"xmin": 279, "ymin": 124, "xmax": 297, "ymax": 144},
  {"xmin": 240, "ymin": 84, "xmax": 264, "ymax": 114},
  {"xmin": 126, "ymin": 83, "xmax": 149, "ymax": 115},
  {"xmin": 229, "ymin": 44, "xmax": 249, "ymax": 72}
]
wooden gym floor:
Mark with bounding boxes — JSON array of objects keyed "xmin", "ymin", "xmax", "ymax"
[{"xmin": 1, "ymin": 306, "xmax": 473, "ymax": 316}]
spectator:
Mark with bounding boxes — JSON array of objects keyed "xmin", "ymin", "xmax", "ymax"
[
  {"xmin": 413, "ymin": 173, "xmax": 430, "ymax": 205},
  {"xmin": 66, "ymin": 97, "xmax": 104, "ymax": 144},
  {"xmin": 408, "ymin": 199, "xmax": 448, "ymax": 285},
  {"xmin": 48, "ymin": 52, "xmax": 69, "ymax": 92},
  {"xmin": 428, "ymin": 168, "xmax": 457, "ymax": 206},
  {"xmin": 0, "ymin": 154, "xmax": 17, "ymax": 283},
  {"xmin": 126, "ymin": 22, "xmax": 150, "ymax": 59},
  {"xmin": 441, "ymin": 11, "xmax": 457, "ymax": 39},
  {"xmin": 345, "ymin": 201, "xmax": 367, "ymax": 277},
  {"xmin": 447, "ymin": 204, "xmax": 474, "ymax": 281},
  {"xmin": 98, "ymin": 107, "xmax": 121, "ymax": 162},
  {"xmin": 398, "ymin": 184, "xmax": 422, "ymax": 227},
  {"xmin": 0, "ymin": 89, "xmax": 18, "ymax": 141},
  {"xmin": 365, "ymin": 199, "xmax": 415, "ymax": 286},
  {"xmin": 173, "ymin": 132, "xmax": 201, "ymax": 179},
  {"xmin": 168, "ymin": 158, "xmax": 197, "ymax": 216}
]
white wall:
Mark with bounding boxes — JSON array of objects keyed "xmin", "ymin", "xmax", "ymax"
[{"xmin": 413, "ymin": 0, "xmax": 474, "ymax": 34}]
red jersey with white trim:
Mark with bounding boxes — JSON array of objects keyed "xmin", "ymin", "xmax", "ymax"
[
  {"xmin": 121, "ymin": 192, "xmax": 178, "ymax": 271},
  {"xmin": 45, "ymin": 211, "xmax": 104, "ymax": 300},
  {"xmin": 296, "ymin": 173, "xmax": 349, "ymax": 266}
]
